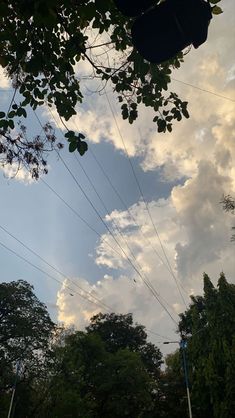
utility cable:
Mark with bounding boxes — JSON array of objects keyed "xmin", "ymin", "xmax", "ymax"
[
  {"xmin": 53, "ymin": 101, "xmax": 186, "ymax": 311},
  {"xmin": 1, "ymin": 81, "xmax": 234, "ymax": 102},
  {"xmin": 172, "ymin": 78, "xmax": 235, "ymax": 103},
  {"xmin": 37, "ymin": 110, "xmax": 156, "ymax": 282},
  {"xmin": 59, "ymin": 153, "xmax": 178, "ymax": 326},
  {"xmin": 89, "ymin": 146, "xmax": 188, "ymax": 298},
  {"xmin": 105, "ymin": 90, "xmax": 187, "ymax": 307},
  {"xmin": 34, "ymin": 108, "xmax": 179, "ymax": 325},
  {"xmin": 0, "ymin": 239, "xmax": 110, "ymax": 312},
  {"xmin": 145, "ymin": 328, "xmax": 173, "ymax": 341},
  {"xmin": 0, "ymin": 224, "xmax": 112, "ymax": 312},
  {"xmin": 40, "ymin": 178, "xmax": 126, "ymax": 261},
  {"xmin": 45, "ymin": 109, "xmax": 175, "ymax": 302},
  {"xmin": 43, "ymin": 108, "xmax": 178, "ymax": 320},
  {"xmin": 73, "ymin": 153, "xmax": 176, "ymax": 315},
  {"xmin": 33, "ymin": 109, "xmax": 136, "ymax": 265}
]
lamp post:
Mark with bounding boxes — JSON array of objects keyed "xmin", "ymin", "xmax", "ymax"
[{"xmin": 163, "ymin": 338, "xmax": 193, "ymax": 418}]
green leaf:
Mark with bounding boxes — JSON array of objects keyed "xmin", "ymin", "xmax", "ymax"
[
  {"xmin": 77, "ymin": 140, "xmax": 88, "ymax": 156},
  {"xmin": 8, "ymin": 119, "xmax": 14, "ymax": 129},
  {"xmin": 69, "ymin": 141, "xmax": 77, "ymax": 152},
  {"xmin": 21, "ymin": 97, "xmax": 31, "ymax": 107},
  {"xmin": 0, "ymin": 111, "xmax": 6, "ymax": 119},
  {"xmin": 121, "ymin": 104, "xmax": 128, "ymax": 120},
  {"xmin": 65, "ymin": 131, "xmax": 75, "ymax": 139},
  {"xmin": 212, "ymin": 5, "xmax": 223, "ymax": 14},
  {"xmin": 0, "ymin": 56, "xmax": 7, "ymax": 67},
  {"xmin": 19, "ymin": 84, "xmax": 25, "ymax": 94},
  {"xmin": 8, "ymin": 111, "xmax": 15, "ymax": 118},
  {"xmin": 0, "ymin": 119, "xmax": 8, "ymax": 128},
  {"xmin": 157, "ymin": 119, "xmax": 166, "ymax": 133},
  {"xmin": 182, "ymin": 108, "xmax": 190, "ymax": 119},
  {"xmin": 17, "ymin": 108, "xmax": 23, "ymax": 117}
]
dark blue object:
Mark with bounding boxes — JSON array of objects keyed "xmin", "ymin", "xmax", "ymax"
[
  {"xmin": 131, "ymin": 0, "xmax": 212, "ymax": 64},
  {"xmin": 113, "ymin": 0, "xmax": 156, "ymax": 17}
]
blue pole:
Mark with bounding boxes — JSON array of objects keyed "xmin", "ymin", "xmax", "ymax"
[{"xmin": 180, "ymin": 339, "xmax": 193, "ymax": 418}]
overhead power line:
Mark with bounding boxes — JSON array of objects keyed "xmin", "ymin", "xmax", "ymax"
[
  {"xmin": 59, "ymin": 153, "xmax": 178, "ymax": 326},
  {"xmin": 42, "ymin": 108, "xmax": 178, "ymax": 324},
  {"xmin": 1, "ymin": 80, "xmax": 234, "ymax": 102},
  {"xmin": 35, "ymin": 108, "xmax": 152, "ymax": 273},
  {"xmin": 0, "ymin": 239, "xmax": 111, "ymax": 312},
  {"xmin": 89, "ymin": 146, "xmax": 188, "ymax": 298},
  {"xmin": 104, "ymin": 90, "xmax": 187, "ymax": 308},
  {"xmin": 73, "ymin": 153, "xmax": 177, "ymax": 317},
  {"xmin": 57, "ymin": 98, "xmax": 188, "ymax": 310},
  {"xmin": 0, "ymin": 223, "xmax": 112, "ymax": 312},
  {"xmin": 0, "ymin": 223, "xmax": 178, "ymax": 340},
  {"xmin": 32, "ymin": 108, "xmax": 179, "ymax": 326},
  {"xmin": 41, "ymin": 178, "xmax": 126, "ymax": 261},
  {"xmin": 145, "ymin": 328, "xmax": 173, "ymax": 341},
  {"xmin": 172, "ymin": 78, "xmax": 235, "ymax": 103}
]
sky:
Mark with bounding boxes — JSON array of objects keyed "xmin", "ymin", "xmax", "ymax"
[{"xmin": 0, "ymin": 1, "xmax": 235, "ymax": 356}]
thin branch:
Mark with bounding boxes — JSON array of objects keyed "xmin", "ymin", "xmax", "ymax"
[
  {"xmin": 7, "ymin": 87, "xmax": 18, "ymax": 116},
  {"xmin": 86, "ymin": 41, "xmax": 114, "ymax": 49}
]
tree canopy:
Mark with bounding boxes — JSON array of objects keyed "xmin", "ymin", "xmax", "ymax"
[
  {"xmin": 0, "ymin": 279, "xmax": 55, "ymax": 364},
  {"xmin": 45, "ymin": 331, "xmax": 155, "ymax": 418},
  {"xmin": 0, "ymin": 280, "xmax": 55, "ymax": 417},
  {"xmin": 0, "ymin": 0, "xmax": 222, "ymax": 178},
  {"xmin": 178, "ymin": 272, "xmax": 235, "ymax": 418},
  {"xmin": 1, "ymin": 274, "xmax": 234, "ymax": 418},
  {"xmin": 86, "ymin": 312, "xmax": 163, "ymax": 379},
  {"xmin": 41, "ymin": 313, "xmax": 164, "ymax": 418}
]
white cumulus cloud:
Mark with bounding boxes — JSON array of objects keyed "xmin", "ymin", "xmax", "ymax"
[{"xmin": 55, "ymin": 1, "xmax": 235, "ymax": 346}]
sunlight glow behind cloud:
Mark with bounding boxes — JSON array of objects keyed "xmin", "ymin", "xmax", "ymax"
[{"xmin": 52, "ymin": 2, "xmax": 235, "ymax": 341}]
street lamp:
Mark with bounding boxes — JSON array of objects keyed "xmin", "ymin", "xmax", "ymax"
[{"xmin": 163, "ymin": 338, "xmax": 193, "ymax": 418}]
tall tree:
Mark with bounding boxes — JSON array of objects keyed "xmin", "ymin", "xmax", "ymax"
[
  {"xmin": 43, "ymin": 332, "xmax": 155, "ymax": 418},
  {"xmin": 86, "ymin": 313, "xmax": 163, "ymax": 416},
  {"xmin": 0, "ymin": 279, "xmax": 55, "ymax": 365},
  {"xmin": 179, "ymin": 273, "xmax": 235, "ymax": 418},
  {"xmin": 0, "ymin": 0, "xmax": 221, "ymax": 177},
  {"xmin": 35, "ymin": 314, "xmax": 164, "ymax": 418},
  {"xmin": 86, "ymin": 312, "xmax": 163, "ymax": 379},
  {"xmin": 0, "ymin": 280, "xmax": 55, "ymax": 417}
]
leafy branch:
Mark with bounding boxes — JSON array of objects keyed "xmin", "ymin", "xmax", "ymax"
[
  {"xmin": 0, "ymin": 0, "xmax": 223, "ymax": 176},
  {"xmin": 0, "ymin": 122, "xmax": 63, "ymax": 179}
]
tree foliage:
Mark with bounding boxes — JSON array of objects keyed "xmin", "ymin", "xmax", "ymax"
[
  {"xmin": 0, "ymin": 298, "xmax": 165, "ymax": 418},
  {"xmin": 0, "ymin": 279, "xmax": 55, "ymax": 364},
  {"xmin": 160, "ymin": 350, "xmax": 187, "ymax": 418},
  {"xmin": 86, "ymin": 312, "xmax": 163, "ymax": 380},
  {"xmin": 0, "ymin": 0, "xmax": 221, "ymax": 178},
  {"xmin": 179, "ymin": 273, "xmax": 235, "ymax": 418},
  {"xmin": 0, "ymin": 280, "xmax": 55, "ymax": 417},
  {"xmin": 0, "ymin": 122, "xmax": 63, "ymax": 179},
  {"xmin": 44, "ymin": 332, "xmax": 155, "ymax": 418},
  {"xmin": 1, "ymin": 274, "xmax": 233, "ymax": 418},
  {"xmin": 221, "ymin": 194, "xmax": 235, "ymax": 242},
  {"xmin": 39, "ymin": 313, "xmax": 163, "ymax": 418}
]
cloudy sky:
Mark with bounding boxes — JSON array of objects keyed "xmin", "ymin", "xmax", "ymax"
[{"xmin": 0, "ymin": 1, "xmax": 234, "ymax": 355}]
